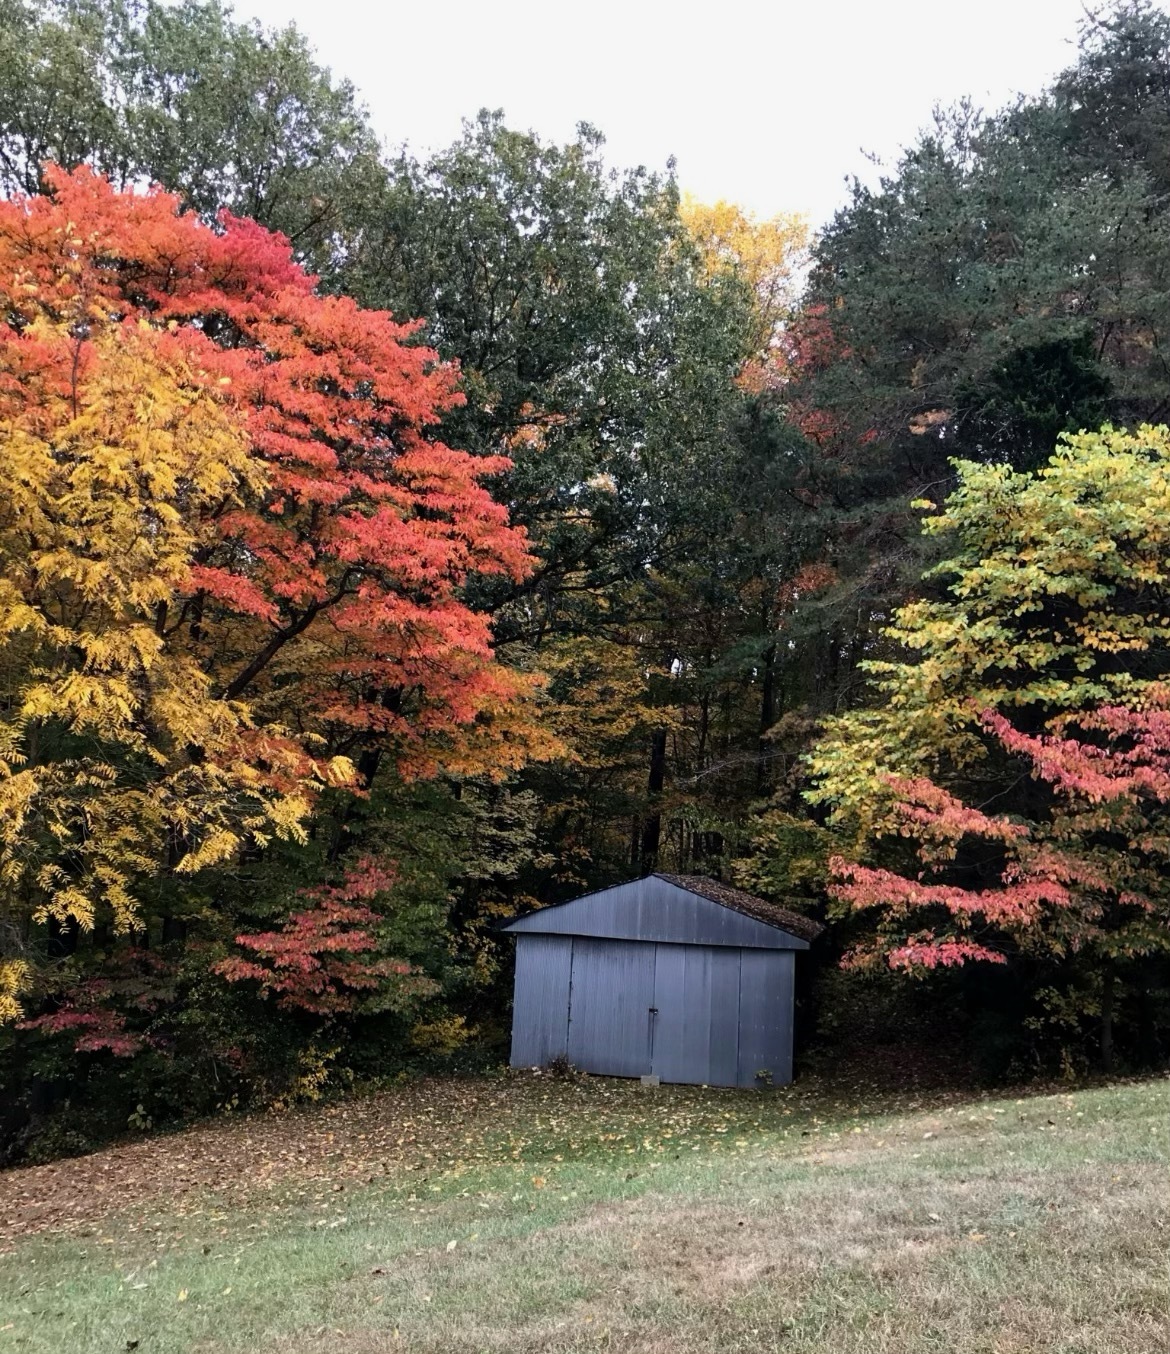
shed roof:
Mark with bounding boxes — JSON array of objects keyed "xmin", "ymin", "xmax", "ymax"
[
  {"xmin": 653, "ymin": 873, "xmax": 825, "ymax": 944},
  {"xmin": 503, "ymin": 872, "xmax": 823, "ymax": 951}
]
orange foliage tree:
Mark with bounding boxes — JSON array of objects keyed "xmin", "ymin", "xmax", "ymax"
[{"xmin": 0, "ymin": 167, "xmax": 537, "ymax": 1017}]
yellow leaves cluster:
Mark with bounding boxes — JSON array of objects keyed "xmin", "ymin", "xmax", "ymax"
[
  {"xmin": 542, "ymin": 633, "xmax": 678, "ymax": 772},
  {"xmin": 0, "ymin": 960, "xmax": 30, "ymax": 1023},
  {"xmin": 7, "ymin": 322, "xmax": 257, "ymax": 605},
  {"xmin": 391, "ymin": 660, "xmax": 561, "ymax": 785},
  {"xmin": 409, "ymin": 1014, "xmax": 475, "ymax": 1056},
  {"xmin": 679, "ymin": 194, "xmax": 809, "ymax": 366},
  {"xmin": 0, "ymin": 321, "xmax": 323, "ymax": 1009},
  {"xmin": 809, "ymin": 425, "xmax": 1170, "ymax": 841}
]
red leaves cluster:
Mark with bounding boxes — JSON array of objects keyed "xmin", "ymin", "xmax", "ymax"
[
  {"xmin": 19, "ymin": 952, "xmax": 176, "ymax": 1056},
  {"xmin": 215, "ymin": 858, "xmax": 437, "ymax": 1016},
  {"xmin": 1, "ymin": 165, "xmax": 534, "ymax": 769},
  {"xmin": 831, "ymin": 693, "xmax": 1170, "ymax": 973},
  {"xmin": 984, "ymin": 704, "xmax": 1170, "ymax": 805},
  {"xmin": 874, "ymin": 775, "xmax": 1030, "ymax": 858},
  {"xmin": 775, "ymin": 303, "xmax": 856, "ymax": 449},
  {"xmin": 776, "ymin": 563, "xmax": 838, "ymax": 611},
  {"xmin": 888, "ymin": 937, "xmax": 1009, "ymax": 971},
  {"xmin": 20, "ymin": 1007, "xmax": 143, "ymax": 1058}
]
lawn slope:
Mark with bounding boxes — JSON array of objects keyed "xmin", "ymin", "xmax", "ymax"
[{"xmin": 2, "ymin": 1074, "xmax": 1168, "ymax": 1353}]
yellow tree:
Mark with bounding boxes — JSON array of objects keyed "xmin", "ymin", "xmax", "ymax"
[
  {"xmin": 0, "ymin": 169, "xmax": 537, "ymax": 1021},
  {"xmin": 0, "ymin": 320, "xmax": 352, "ymax": 1014},
  {"xmin": 679, "ymin": 194, "xmax": 808, "ymax": 387}
]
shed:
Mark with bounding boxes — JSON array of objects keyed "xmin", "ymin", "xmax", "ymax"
[{"xmin": 503, "ymin": 872, "xmax": 822, "ymax": 1088}]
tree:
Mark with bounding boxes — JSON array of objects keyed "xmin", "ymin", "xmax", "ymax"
[
  {"xmin": 0, "ymin": 0, "xmax": 385, "ymax": 282},
  {"xmin": 756, "ymin": 2, "xmax": 1170, "ymax": 766},
  {"xmin": 808, "ymin": 426, "xmax": 1170, "ymax": 1067},
  {"xmin": 348, "ymin": 114, "xmax": 809, "ymax": 897},
  {"xmin": 354, "ymin": 112, "xmax": 753, "ymax": 640},
  {"xmin": 0, "ymin": 166, "xmax": 534, "ymax": 1017},
  {"xmin": 0, "ymin": 297, "xmax": 318, "ymax": 1018},
  {"xmin": 215, "ymin": 857, "xmax": 438, "ymax": 1016},
  {"xmin": 1055, "ymin": 0, "xmax": 1170, "ymax": 194},
  {"xmin": 678, "ymin": 194, "xmax": 808, "ymax": 390}
]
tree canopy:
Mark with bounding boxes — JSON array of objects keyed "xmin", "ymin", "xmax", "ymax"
[
  {"xmin": 8, "ymin": 0, "xmax": 1170, "ymax": 1156},
  {"xmin": 0, "ymin": 166, "xmax": 534, "ymax": 1024},
  {"xmin": 0, "ymin": 0, "xmax": 386, "ymax": 281}
]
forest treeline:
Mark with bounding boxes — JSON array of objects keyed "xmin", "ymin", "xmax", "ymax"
[{"xmin": 3, "ymin": 0, "xmax": 1170, "ymax": 1161}]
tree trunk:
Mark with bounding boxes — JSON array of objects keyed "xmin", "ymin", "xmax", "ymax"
[
  {"xmin": 326, "ymin": 688, "xmax": 402, "ymax": 862},
  {"xmin": 694, "ymin": 830, "xmax": 723, "ymax": 865},
  {"xmin": 161, "ymin": 916, "xmax": 188, "ymax": 947},
  {"xmin": 697, "ymin": 693, "xmax": 710, "ymax": 767},
  {"xmin": 640, "ymin": 728, "xmax": 668, "ymax": 873},
  {"xmin": 1100, "ymin": 964, "xmax": 1115, "ymax": 1074},
  {"xmin": 757, "ymin": 641, "xmax": 777, "ymax": 793},
  {"xmin": 1136, "ymin": 964, "xmax": 1160, "ymax": 1067}
]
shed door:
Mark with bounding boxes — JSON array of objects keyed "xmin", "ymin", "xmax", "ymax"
[
  {"xmin": 737, "ymin": 948, "xmax": 794, "ymax": 1087},
  {"xmin": 566, "ymin": 938, "xmax": 655, "ymax": 1077},
  {"xmin": 650, "ymin": 944, "xmax": 741, "ymax": 1087}
]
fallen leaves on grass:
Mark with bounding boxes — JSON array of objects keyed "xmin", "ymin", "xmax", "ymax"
[{"xmin": 0, "ymin": 1067, "xmax": 1049, "ymax": 1250}]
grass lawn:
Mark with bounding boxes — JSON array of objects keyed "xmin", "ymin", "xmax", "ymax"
[{"xmin": 1, "ymin": 1070, "xmax": 1168, "ymax": 1353}]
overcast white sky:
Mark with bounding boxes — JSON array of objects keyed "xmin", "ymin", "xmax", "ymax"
[{"xmin": 236, "ymin": 0, "xmax": 1147, "ymax": 227}]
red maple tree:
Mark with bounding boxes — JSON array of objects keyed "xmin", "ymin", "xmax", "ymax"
[{"xmin": 216, "ymin": 858, "xmax": 438, "ymax": 1016}]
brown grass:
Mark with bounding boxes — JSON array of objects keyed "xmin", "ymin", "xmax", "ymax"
[
  {"xmin": 3, "ymin": 1076, "xmax": 1168, "ymax": 1354},
  {"xmin": 0, "ymin": 1069, "xmax": 969, "ymax": 1247},
  {"xmin": 268, "ymin": 1088, "xmax": 1170, "ymax": 1354}
]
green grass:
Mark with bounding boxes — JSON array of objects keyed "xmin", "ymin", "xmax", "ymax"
[{"xmin": 2, "ymin": 1073, "xmax": 1169, "ymax": 1352}]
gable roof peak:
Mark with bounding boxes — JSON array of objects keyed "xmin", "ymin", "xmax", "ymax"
[{"xmin": 652, "ymin": 872, "xmax": 824, "ymax": 943}]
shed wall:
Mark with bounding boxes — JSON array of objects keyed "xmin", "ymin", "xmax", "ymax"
[
  {"xmin": 510, "ymin": 935, "xmax": 797, "ymax": 1088},
  {"xmin": 509, "ymin": 934, "xmax": 571, "ymax": 1067}
]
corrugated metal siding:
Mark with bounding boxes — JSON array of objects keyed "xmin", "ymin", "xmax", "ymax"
[
  {"xmin": 649, "ymin": 943, "xmax": 743, "ymax": 1087},
  {"xmin": 505, "ymin": 876, "xmax": 808, "ymax": 950},
  {"xmin": 646, "ymin": 943, "xmax": 688, "ymax": 1083},
  {"xmin": 708, "ymin": 947, "xmax": 744, "ymax": 1085},
  {"xmin": 566, "ymin": 938, "xmax": 656, "ymax": 1077},
  {"xmin": 510, "ymin": 934, "xmax": 799, "ymax": 1088},
  {"xmin": 509, "ymin": 934, "xmax": 572, "ymax": 1067},
  {"xmin": 736, "ymin": 949, "xmax": 794, "ymax": 1087}
]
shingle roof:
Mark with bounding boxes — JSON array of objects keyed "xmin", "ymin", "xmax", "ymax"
[{"xmin": 654, "ymin": 872, "xmax": 824, "ymax": 944}]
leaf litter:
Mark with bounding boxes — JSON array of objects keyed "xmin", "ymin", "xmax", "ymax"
[{"xmin": 0, "ymin": 1060, "xmax": 1048, "ymax": 1251}]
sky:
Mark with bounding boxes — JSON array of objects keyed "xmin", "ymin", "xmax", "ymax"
[{"xmin": 235, "ymin": 0, "xmax": 1139, "ymax": 228}]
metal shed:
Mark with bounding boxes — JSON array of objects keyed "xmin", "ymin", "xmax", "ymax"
[{"xmin": 503, "ymin": 872, "xmax": 822, "ymax": 1088}]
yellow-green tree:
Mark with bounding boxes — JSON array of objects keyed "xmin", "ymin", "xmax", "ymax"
[
  {"xmin": 807, "ymin": 427, "xmax": 1170, "ymax": 1067},
  {"xmin": 809, "ymin": 426, "xmax": 1170, "ymax": 845}
]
